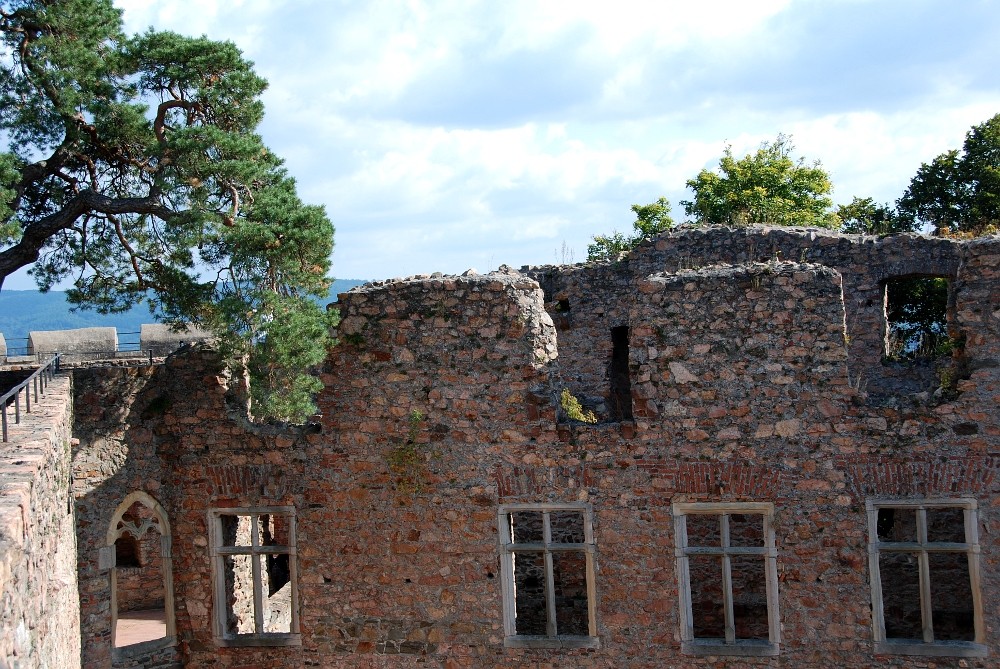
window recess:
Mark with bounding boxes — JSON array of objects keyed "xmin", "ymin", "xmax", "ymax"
[
  {"xmin": 867, "ymin": 499, "xmax": 986, "ymax": 658},
  {"xmin": 497, "ymin": 504, "xmax": 599, "ymax": 649},
  {"xmin": 672, "ymin": 502, "xmax": 780, "ymax": 657},
  {"xmin": 208, "ymin": 507, "xmax": 300, "ymax": 647}
]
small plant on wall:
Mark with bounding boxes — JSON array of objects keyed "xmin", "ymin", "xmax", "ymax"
[
  {"xmin": 386, "ymin": 410, "xmax": 430, "ymax": 492},
  {"xmin": 560, "ymin": 389, "xmax": 597, "ymax": 424}
]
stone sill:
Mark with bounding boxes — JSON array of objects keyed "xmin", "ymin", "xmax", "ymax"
[
  {"xmin": 682, "ymin": 639, "xmax": 780, "ymax": 657},
  {"xmin": 215, "ymin": 633, "xmax": 302, "ymax": 647},
  {"xmin": 114, "ymin": 635, "xmax": 177, "ymax": 660},
  {"xmin": 875, "ymin": 640, "xmax": 987, "ymax": 657},
  {"xmin": 504, "ymin": 635, "xmax": 600, "ymax": 649},
  {"xmin": 557, "ymin": 420, "xmax": 637, "ymax": 441}
]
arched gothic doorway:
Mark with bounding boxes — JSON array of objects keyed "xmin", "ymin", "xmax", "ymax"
[{"xmin": 106, "ymin": 491, "xmax": 176, "ymax": 652}]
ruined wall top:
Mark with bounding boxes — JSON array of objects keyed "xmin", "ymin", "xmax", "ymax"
[
  {"xmin": 335, "ymin": 266, "xmax": 557, "ymax": 371},
  {"xmin": 512, "ymin": 225, "xmax": 1000, "ymax": 399},
  {"xmin": 524, "ymin": 225, "xmax": 975, "ymax": 279}
]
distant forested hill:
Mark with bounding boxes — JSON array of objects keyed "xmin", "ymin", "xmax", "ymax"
[{"xmin": 0, "ymin": 279, "xmax": 367, "ymax": 346}]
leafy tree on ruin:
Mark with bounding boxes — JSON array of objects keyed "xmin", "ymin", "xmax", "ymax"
[
  {"xmin": 0, "ymin": 0, "xmax": 335, "ymax": 421},
  {"xmin": 836, "ymin": 196, "xmax": 913, "ymax": 235},
  {"xmin": 681, "ymin": 135, "xmax": 839, "ymax": 228},
  {"xmin": 897, "ymin": 112, "xmax": 1000, "ymax": 236},
  {"xmin": 587, "ymin": 196, "xmax": 674, "ymax": 261}
]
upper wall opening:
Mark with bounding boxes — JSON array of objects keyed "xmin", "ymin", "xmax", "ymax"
[{"xmin": 884, "ymin": 276, "xmax": 956, "ymax": 361}]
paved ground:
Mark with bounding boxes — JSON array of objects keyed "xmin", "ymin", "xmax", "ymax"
[{"xmin": 116, "ymin": 608, "xmax": 166, "ymax": 647}]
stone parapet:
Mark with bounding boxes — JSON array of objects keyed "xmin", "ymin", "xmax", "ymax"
[
  {"xmin": 28, "ymin": 326, "xmax": 118, "ymax": 356},
  {"xmin": 139, "ymin": 324, "xmax": 213, "ymax": 357}
]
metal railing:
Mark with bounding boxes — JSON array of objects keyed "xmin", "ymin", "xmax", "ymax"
[
  {"xmin": 118, "ymin": 330, "xmax": 141, "ymax": 352},
  {"xmin": 3, "ymin": 337, "xmax": 28, "ymax": 357},
  {"xmin": 1, "ymin": 354, "xmax": 61, "ymax": 443}
]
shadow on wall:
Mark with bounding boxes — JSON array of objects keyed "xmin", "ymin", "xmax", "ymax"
[{"xmin": 73, "ymin": 366, "xmax": 181, "ymax": 668}]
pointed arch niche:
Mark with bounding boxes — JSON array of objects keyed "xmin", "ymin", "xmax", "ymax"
[{"xmin": 104, "ymin": 491, "xmax": 176, "ymax": 654}]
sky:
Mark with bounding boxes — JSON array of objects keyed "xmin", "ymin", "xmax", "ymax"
[{"xmin": 7, "ymin": 0, "xmax": 1000, "ymax": 287}]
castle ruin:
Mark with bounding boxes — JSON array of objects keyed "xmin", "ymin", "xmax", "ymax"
[{"xmin": 2, "ymin": 225, "xmax": 999, "ymax": 668}]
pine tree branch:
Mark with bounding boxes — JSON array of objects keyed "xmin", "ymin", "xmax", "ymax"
[{"xmin": 0, "ymin": 189, "xmax": 174, "ymax": 285}]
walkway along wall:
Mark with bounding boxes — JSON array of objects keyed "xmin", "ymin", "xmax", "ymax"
[
  {"xmin": 0, "ymin": 372, "xmax": 79, "ymax": 668},
  {"xmin": 69, "ymin": 227, "xmax": 1000, "ymax": 668}
]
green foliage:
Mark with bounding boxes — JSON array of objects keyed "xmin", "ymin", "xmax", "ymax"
[
  {"xmin": 885, "ymin": 277, "xmax": 952, "ymax": 359},
  {"xmin": 0, "ymin": 153, "xmax": 19, "ymax": 242},
  {"xmin": 588, "ymin": 197, "xmax": 674, "ymax": 261},
  {"xmin": 897, "ymin": 113, "xmax": 1000, "ymax": 236},
  {"xmin": 631, "ymin": 197, "xmax": 674, "ymax": 237},
  {"xmin": 587, "ymin": 230, "xmax": 631, "ymax": 262},
  {"xmin": 0, "ymin": 0, "xmax": 336, "ymax": 421},
  {"xmin": 560, "ymin": 388, "xmax": 597, "ymax": 424},
  {"xmin": 681, "ymin": 135, "xmax": 838, "ymax": 228},
  {"xmin": 837, "ymin": 197, "xmax": 914, "ymax": 235}
]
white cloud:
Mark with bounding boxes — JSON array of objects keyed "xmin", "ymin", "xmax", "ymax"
[{"xmin": 81, "ymin": 0, "xmax": 1000, "ymax": 284}]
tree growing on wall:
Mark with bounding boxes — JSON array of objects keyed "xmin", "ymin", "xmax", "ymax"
[
  {"xmin": 681, "ymin": 135, "xmax": 839, "ymax": 228},
  {"xmin": 897, "ymin": 113, "xmax": 1000, "ymax": 236},
  {"xmin": 836, "ymin": 196, "xmax": 914, "ymax": 235},
  {"xmin": 587, "ymin": 197, "xmax": 674, "ymax": 261},
  {"xmin": 0, "ymin": 0, "xmax": 335, "ymax": 421}
]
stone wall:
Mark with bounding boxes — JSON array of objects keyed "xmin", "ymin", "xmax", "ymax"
[
  {"xmin": 72, "ymin": 364, "xmax": 180, "ymax": 669},
  {"xmin": 63, "ymin": 227, "xmax": 1000, "ymax": 668},
  {"xmin": 0, "ymin": 372, "xmax": 80, "ymax": 669},
  {"xmin": 525, "ymin": 226, "xmax": 967, "ymax": 399}
]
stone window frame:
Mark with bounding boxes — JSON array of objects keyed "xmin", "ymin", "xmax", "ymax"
[
  {"xmin": 207, "ymin": 506, "xmax": 301, "ymax": 647},
  {"xmin": 671, "ymin": 501, "xmax": 781, "ymax": 657},
  {"xmin": 497, "ymin": 502, "xmax": 600, "ymax": 649},
  {"xmin": 102, "ymin": 490, "xmax": 177, "ymax": 657},
  {"xmin": 866, "ymin": 498, "xmax": 987, "ymax": 658}
]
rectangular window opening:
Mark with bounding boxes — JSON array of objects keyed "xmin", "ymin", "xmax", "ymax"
[
  {"xmin": 209, "ymin": 507, "xmax": 300, "ymax": 647},
  {"xmin": 884, "ymin": 276, "xmax": 954, "ymax": 360},
  {"xmin": 673, "ymin": 502, "xmax": 780, "ymax": 657},
  {"xmin": 867, "ymin": 499, "xmax": 986, "ymax": 657},
  {"xmin": 498, "ymin": 504, "xmax": 598, "ymax": 649},
  {"xmin": 609, "ymin": 326, "xmax": 632, "ymax": 421}
]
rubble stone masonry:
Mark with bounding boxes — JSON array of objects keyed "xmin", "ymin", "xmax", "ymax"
[
  {"xmin": 0, "ymin": 373, "xmax": 79, "ymax": 668},
  {"xmin": 3, "ymin": 225, "xmax": 1000, "ymax": 668}
]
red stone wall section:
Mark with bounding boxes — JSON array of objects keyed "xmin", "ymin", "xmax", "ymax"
[
  {"xmin": 72, "ymin": 364, "xmax": 181, "ymax": 669},
  {"xmin": 63, "ymin": 231, "xmax": 1000, "ymax": 669}
]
